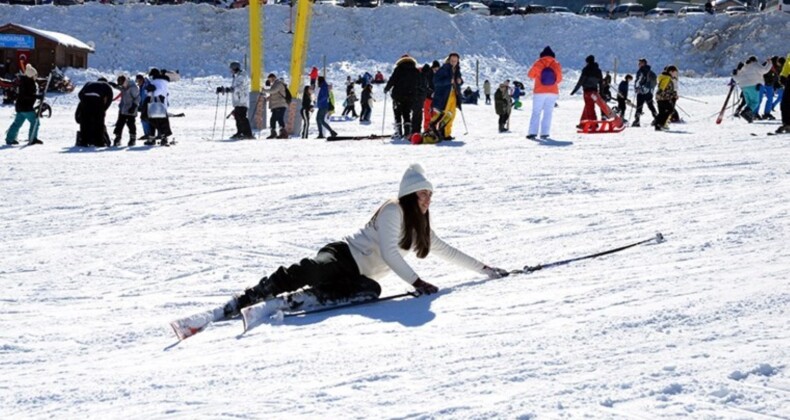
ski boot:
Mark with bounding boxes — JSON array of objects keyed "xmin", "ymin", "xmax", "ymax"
[
  {"xmin": 113, "ymin": 137, "xmax": 122, "ymax": 147},
  {"xmin": 266, "ymin": 130, "xmax": 277, "ymax": 139},
  {"xmin": 763, "ymin": 113, "xmax": 775, "ymax": 120},
  {"xmin": 526, "ymin": 134, "xmax": 537, "ymax": 140},
  {"xmin": 159, "ymin": 136, "xmax": 170, "ymax": 146},
  {"xmin": 28, "ymin": 138, "xmax": 44, "ymax": 145},
  {"xmin": 128, "ymin": 136, "xmax": 136, "ymax": 147}
]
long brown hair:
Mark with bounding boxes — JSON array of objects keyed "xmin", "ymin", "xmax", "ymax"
[{"xmin": 398, "ymin": 193, "xmax": 431, "ymax": 258}]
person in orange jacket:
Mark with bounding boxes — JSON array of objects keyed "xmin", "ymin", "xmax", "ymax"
[{"xmin": 526, "ymin": 46, "xmax": 563, "ymax": 139}]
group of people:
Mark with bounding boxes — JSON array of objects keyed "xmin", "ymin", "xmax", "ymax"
[
  {"xmin": 73, "ymin": 68, "xmax": 178, "ymax": 147},
  {"xmin": 732, "ymin": 55, "xmax": 789, "ymax": 132}
]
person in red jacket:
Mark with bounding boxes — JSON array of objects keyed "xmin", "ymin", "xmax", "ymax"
[
  {"xmin": 526, "ymin": 46, "xmax": 563, "ymax": 139},
  {"xmin": 309, "ymin": 67, "xmax": 319, "ymax": 90}
]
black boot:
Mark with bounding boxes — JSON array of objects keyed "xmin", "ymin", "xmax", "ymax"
[
  {"xmin": 266, "ymin": 130, "xmax": 277, "ymax": 139},
  {"xmin": 128, "ymin": 135, "xmax": 136, "ymax": 147},
  {"xmin": 113, "ymin": 137, "xmax": 122, "ymax": 147}
]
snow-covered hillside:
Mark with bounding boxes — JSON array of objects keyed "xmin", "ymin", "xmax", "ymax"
[
  {"xmin": 1, "ymin": 3, "xmax": 789, "ymax": 419},
  {"xmin": 1, "ymin": 3, "xmax": 788, "ymax": 78}
]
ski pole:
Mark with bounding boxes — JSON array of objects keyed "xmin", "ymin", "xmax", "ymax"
[
  {"xmin": 210, "ymin": 92, "xmax": 220, "ymax": 141},
  {"xmin": 678, "ymin": 95, "xmax": 707, "ymax": 104},
  {"xmin": 459, "ymin": 106, "xmax": 469, "ymax": 135},
  {"xmin": 220, "ymin": 88, "xmax": 230, "ymax": 140},
  {"xmin": 510, "ymin": 232, "xmax": 665, "ymax": 275},
  {"xmin": 381, "ymin": 95, "xmax": 388, "ymax": 136},
  {"xmin": 675, "ymin": 103, "xmax": 691, "ymax": 118}
]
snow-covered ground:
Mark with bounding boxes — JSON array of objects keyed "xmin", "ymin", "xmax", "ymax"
[{"xmin": 1, "ymin": 4, "xmax": 789, "ymax": 419}]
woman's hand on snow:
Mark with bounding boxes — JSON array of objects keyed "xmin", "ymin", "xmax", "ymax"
[
  {"xmin": 483, "ymin": 266, "xmax": 510, "ymax": 279},
  {"xmin": 412, "ymin": 279, "xmax": 438, "ymax": 295}
]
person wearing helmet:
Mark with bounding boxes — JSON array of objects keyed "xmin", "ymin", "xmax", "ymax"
[{"xmin": 224, "ymin": 61, "xmax": 253, "ymax": 140}]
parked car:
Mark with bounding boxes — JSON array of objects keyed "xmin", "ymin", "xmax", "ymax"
[
  {"xmin": 578, "ymin": 4, "xmax": 609, "ymax": 18},
  {"xmin": 486, "ymin": 0, "xmax": 515, "ymax": 15},
  {"xmin": 513, "ymin": 3, "xmax": 547, "ymax": 14},
  {"xmin": 724, "ymin": 5, "xmax": 748, "ymax": 14},
  {"xmin": 645, "ymin": 7, "xmax": 675, "ymax": 18},
  {"xmin": 547, "ymin": 5, "xmax": 574, "ymax": 14},
  {"xmin": 610, "ymin": 3, "xmax": 645, "ymax": 18},
  {"xmin": 427, "ymin": 0, "xmax": 455, "ymax": 12},
  {"xmin": 315, "ymin": 0, "xmax": 343, "ymax": 5},
  {"xmin": 53, "ymin": 0, "xmax": 84, "ymax": 4},
  {"xmin": 454, "ymin": 1, "xmax": 490, "ymax": 14},
  {"xmin": 677, "ymin": 5, "xmax": 705, "ymax": 16}
]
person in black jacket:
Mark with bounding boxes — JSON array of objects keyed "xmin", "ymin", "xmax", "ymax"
[
  {"xmin": 300, "ymin": 85, "xmax": 313, "ymax": 139},
  {"xmin": 633, "ymin": 58, "xmax": 658, "ymax": 127},
  {"xmin": 360, "ymin": 84, "xmax": 373, "ymax": 123},
  {"xmin": 5, "ymin": 64, "xmax": 43, "ymax": 145},
  {"xmin": 76, "ymin": 78, "xmax": 114, "ymax": 147},
  {"xmin": 411, "ymin": 63, "xmax": 431, "ymax": 138},
  {"xmin": 384, "ymin": 54, "xmax": 421, "ymax": 138},
  {"xmin": 571, "ymin": 55, "xmax": 603, "ymax": 126}
]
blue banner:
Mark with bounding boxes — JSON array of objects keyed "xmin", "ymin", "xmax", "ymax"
[{"xmin": 0, "ymin": 34, "xmax": 35, "ymax": 49}]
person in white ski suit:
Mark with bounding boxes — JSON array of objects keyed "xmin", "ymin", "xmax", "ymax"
[{"xmin": 218, "ymin": 164, "xmax": 510, "ymax": 318}]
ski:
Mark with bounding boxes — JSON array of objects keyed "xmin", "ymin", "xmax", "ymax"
[
  {"xmin": 170, "ymin": 303, "xmax": 228, "ymax": 341},
  {"xmin": 511, "ymin": 232, "xmax": 665, "ymax": 274},
  {"xmin": 716, "ymin": 82, "xmax": 735, "ymax": 125},
  {"xmin": 241, "ymin": 291, "xmax": 418, "ymax": 331},
  {"xmin": 327, "ymin": 134, "xmax": 391, "ymax": 141}
]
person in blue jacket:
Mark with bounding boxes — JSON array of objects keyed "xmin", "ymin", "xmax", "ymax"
[
  {"xmin": 315, "ymin": 76, "xmax": 337, "ymax": 139},
  {"xmin": 429, "ymin": 52, "xmax": 463, "ymax": 141}
]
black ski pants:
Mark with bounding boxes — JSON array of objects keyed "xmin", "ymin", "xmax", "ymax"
[
  {"xmin": 635, "ymin": 93, "xmax": 657, "ymax": 120},
  {"xmin": 655, "ymin": 100, "xmax": 674, "ymax": 128},
  {"xmin": 410, "ymin": 97, "xmax": 425, "ymax": 135},
  {"xmin": 233, "ymin": 106, "xmax": 252, "ymax": 137},
  {"xmin": 113, "ymin": 113, "xmax": 137, "ymax": 139},
  {"xmin": 78, "ymin": 97, "xmax": 110, "ymax": 147},
  {"xmin": 258, "ymin": 242, "xmax": 381, "ymax": 302},
  {"xmin": 498, "ymin": 113, "xmax": 508, "ymax": 130},
  {"xmin": 301, "ymin": 108, "xmax": 311, "ymax": 138},
  {"xmin": 342, "ymin": 104, "xmax": 357, "ymax": 118},
  {"xmin": 269, "ymin": 106, "xmax": 286, "ymax": 133},
  {"xmin": 392, "ymin": 99, "xmax": 414, "ymax": 135}
]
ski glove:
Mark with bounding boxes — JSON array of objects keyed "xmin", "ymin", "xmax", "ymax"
[
  {"xmin": 482, "ymin": 266, "xmax": 509, "ymax": 279},
  {"xmin": 412, "ymin": 278, "xmax": 438, "ymax": 295},
  {"xmin": 216, "ymin": 86, "xmax": 224, "ymax": 94}
]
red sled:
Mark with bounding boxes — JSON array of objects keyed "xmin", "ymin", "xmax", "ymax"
[{"xmin": 577, "ymin": 92, "xmax": 626, "ymax": 134}]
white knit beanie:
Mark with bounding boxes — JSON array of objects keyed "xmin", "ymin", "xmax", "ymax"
[
  {"xmin": 398, "ymin": 163, "xmax": 433, "ymax": 198},
  {"xmin": 24, "ymin": 64, "xmax": 37, "ymax": 78}
]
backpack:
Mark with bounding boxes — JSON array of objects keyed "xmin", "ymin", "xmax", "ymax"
[
  {"xmin": 646, "ymin": 71, "xmax": 657, "ymax": 91},
  {"xmin": 282, "ymin": 83, "xmax": 292, "ymax": 104},
  {"xmin": 540, "ymin": 66, "xmax": 557, "ymax": 86}
]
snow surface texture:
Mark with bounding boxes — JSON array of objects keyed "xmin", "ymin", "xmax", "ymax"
[
  {"xmin": 1, "ymin": 4, "xmax": 789, "ymax": 419},
  {"xmin": 1, "ymin": 3, "xmax": 788, "ymax": 77}
]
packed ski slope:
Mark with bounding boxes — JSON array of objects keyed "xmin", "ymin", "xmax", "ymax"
[{"xmin": 2, "ymin": 3, "xmax": 790, "ymax": 419}]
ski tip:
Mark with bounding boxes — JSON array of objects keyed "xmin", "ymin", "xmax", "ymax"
[{"xmin": 170, "ymin": 320, "xmax": 203, "ymax": 341}]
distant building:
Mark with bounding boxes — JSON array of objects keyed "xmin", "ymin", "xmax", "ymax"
[{"xmin": 0, "ymin": 23, "xmax": 94, "ymax": 77}]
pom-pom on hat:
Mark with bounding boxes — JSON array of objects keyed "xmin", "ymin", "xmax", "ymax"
[{"xmin": 398, "ymin": 164, "xmax": 433, "ymax": 198}]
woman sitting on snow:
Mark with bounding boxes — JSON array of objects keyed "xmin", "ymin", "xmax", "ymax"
[{"xmin": 217, "ymin": 164, "xmax": 510, "ymax": 319}]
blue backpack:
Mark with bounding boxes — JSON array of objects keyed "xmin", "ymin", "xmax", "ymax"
[{"xmin": 540, "ymin": 66, "xmax": 557, "ymax": 86}]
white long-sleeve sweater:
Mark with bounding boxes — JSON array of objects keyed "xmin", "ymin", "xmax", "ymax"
[{"xmin": 344, "ymin": 201, "xmax": 487, "ymax": 284}]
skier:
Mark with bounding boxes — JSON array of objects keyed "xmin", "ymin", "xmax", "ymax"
[
  {"xmin": 4, "ymin": 64, "xmax": 43, "ymax": 146},
  {"xmin": 135, "ymin": 74, "xmax": 154, "ymax": 141},
  {"xmin": 733, "ymin": 57, "xmax": 771, "ymax": 122},
  {"xmin": 309, "ymin": 66, "xmax": 319, "ymax": 90},
  {"xmin": 633, "ymin": 58, "xmax": 658, "ymax": 127},
  {"xmin": 422, "ymin": 61, "xmax": 439, "ymax": 132},
  {"xmin": 75, "ymin": 77, "xmax": 114, "ymax": 147},
  {"xmin": 758, "ymin": 56, "xmax": 779, "ymax": 120},
  {"xmin": 341, "ymin": 86, "xmax": 358, "ymax": 118},
  {"xmin": 778, "ymin": 53, "xmax": 790, "ymax": 134},
  {"xmin": 315, "ymin": 76, "xmax": 337, "ymax": 139},
  {"xmin": 300, "ymin": 85, "xmax": 313, "ymax": 139},
  {"xmin": 144, "ymin": 68, "xmax": 178, "ymax": 146},
  {"xmin": 261, "ymin": 72, "xmax": 288, "ymax": 139},
  {"xmin": 511, "ymin": 81, "xmax": 524, "ymax": 110},
  {"xmin": 483, "ymin": 79, "xmax": 491, "ymax": 105},
  {"xmin": 654, "ymin": 65, "xmax": 679, "ymax": 131},
  {"xmin": 616, "ymin": 74, "xmax": 633, "ymax": 119},
  {"xmin": 526, "ymin": 46, "xmax": 563, "ymax": 139},
  {"xmin": 110, "ymin": 75, "xmax": 140, "ymax": 147},
  {"xmin": 430, "ymin": 53, "xmax": 463, "ymax": 141},
  {"xmin": 384, "ymin": 54, "xmax": 420, "ymax": 138},
  {"xmin": 412, "ymin": 63, "xmax": 430, "ymax": 138},
  {"xmin": 360, "ymin": 84, "xmax": 373, "ymax": 123},
  {"xmin": 215, "ymin": 164, "xmax": 510, "ymax": 320},
  {"xmin": 570, "ymin": 55, "xmax": 603, "ymax": 127},
  {"xmin": 494, "ymin": 81, "xmax": 513, "ymax": 132}
]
